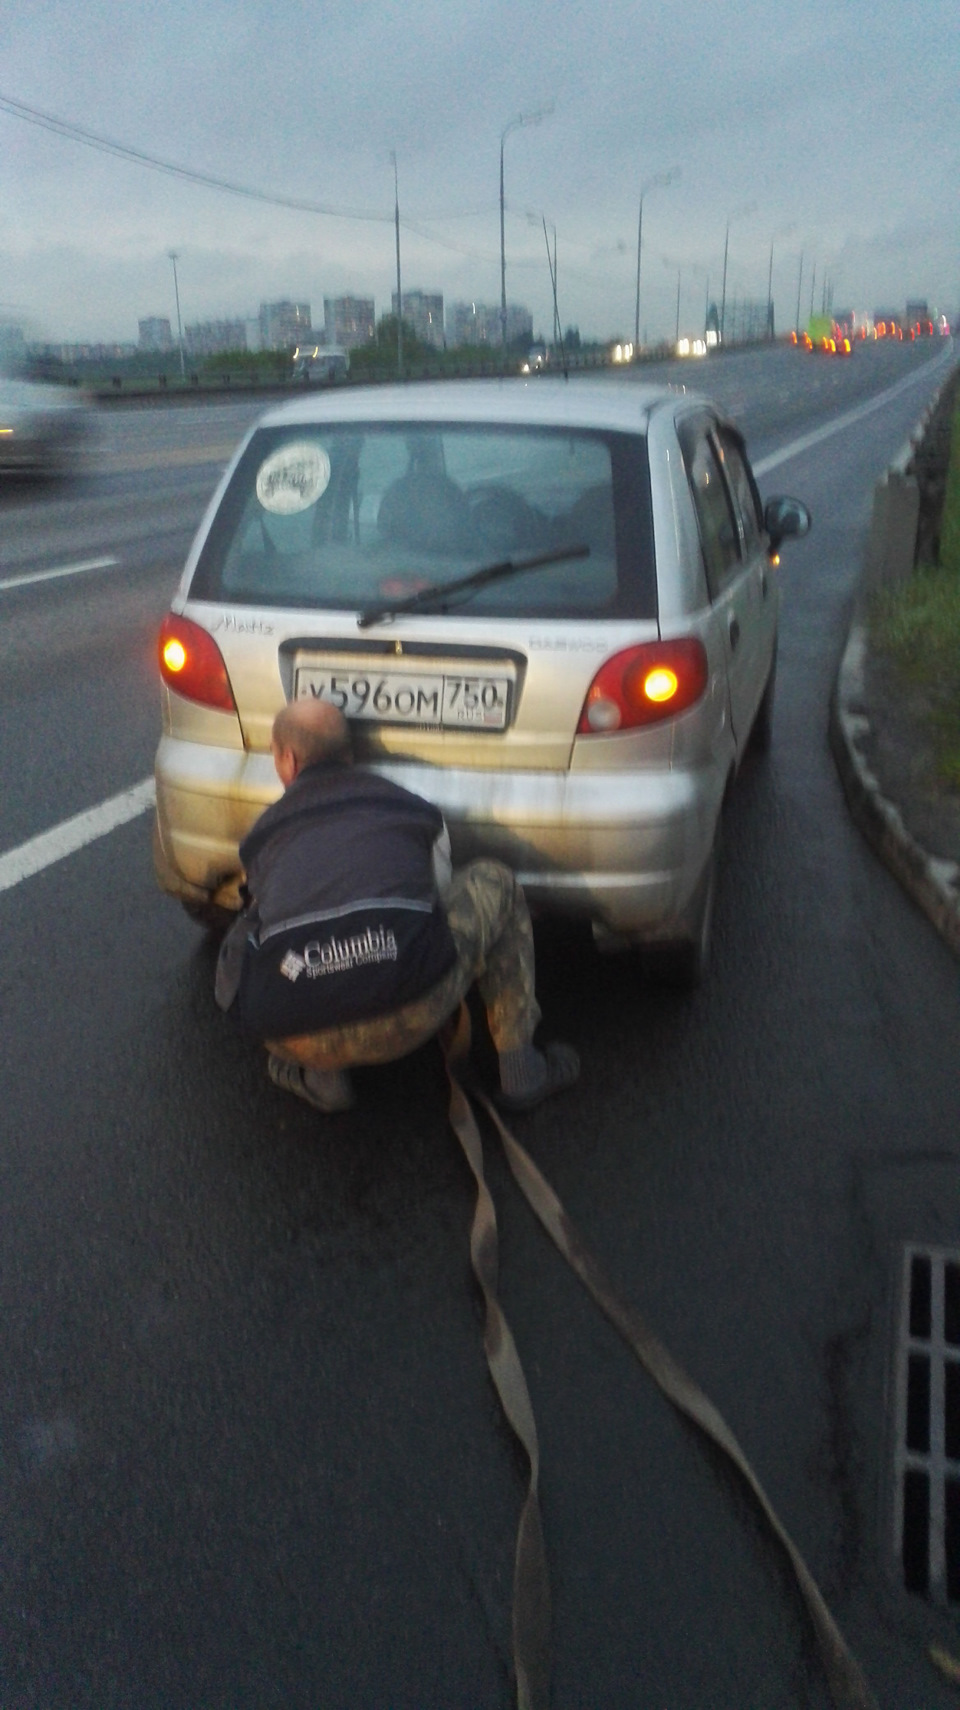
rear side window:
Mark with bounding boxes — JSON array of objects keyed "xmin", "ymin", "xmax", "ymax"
[
  {"xmin": 188, "ymin": 421, "xmax": 657, "ymax": 620},
  {"xmin": 715, "ymin": 430, "xmax": 763, "ymax": 558},
  {"xmin": 678, "ymin": 420, "xmax": 741, "ymax": 599}
]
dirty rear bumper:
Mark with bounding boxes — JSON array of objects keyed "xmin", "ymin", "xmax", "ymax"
[{"xmin": 154, "ymin": 737, "xmax": 722, "ymax": 935}]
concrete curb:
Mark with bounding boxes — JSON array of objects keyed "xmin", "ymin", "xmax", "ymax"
[
  {"xmin": 829, "ymin": 625, "xmax": 960, "ymax": 957},
  {"xmin": 829, "ymin": 359, "xmax": 960, "ymax": 959}
]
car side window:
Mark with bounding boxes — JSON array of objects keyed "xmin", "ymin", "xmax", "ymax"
[
  {"xmin": 716, "ymin": 431, "xmax": 763, "ymax": 559},
  {"xmin": 680, "ymin": 425, "xmax": 741, "ymax": 599}
]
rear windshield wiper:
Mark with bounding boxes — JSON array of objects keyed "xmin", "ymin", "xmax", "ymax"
[{"xmin": 356, "ymin": 542, "xmax": 590, "ymax": 628}]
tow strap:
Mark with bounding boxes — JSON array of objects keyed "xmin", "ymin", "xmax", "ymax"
[{"xmin": 441, "ymin": 1005, "xmax": 878, "ymax": 1710}]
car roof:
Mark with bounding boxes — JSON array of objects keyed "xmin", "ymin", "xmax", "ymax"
[{"xmin": 253, "ymin": 377, "xmax": 712, "ymax": 436}]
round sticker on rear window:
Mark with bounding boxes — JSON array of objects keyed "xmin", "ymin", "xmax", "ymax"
[{"xmin": 256, "ymin": 441, "xmax": 330, "ymax": 513}]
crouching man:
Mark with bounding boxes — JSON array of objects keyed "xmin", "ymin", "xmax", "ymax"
[{"xmin": 215, "ymin": 697, "xmax": 579, "ymax": 1115}]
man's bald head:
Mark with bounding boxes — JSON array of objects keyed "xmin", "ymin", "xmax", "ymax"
[{"xmin": 272, "ymin": 698, "xmax": 352, "ymax": 786}]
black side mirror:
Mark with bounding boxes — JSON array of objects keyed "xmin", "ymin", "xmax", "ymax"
[{"xmin": 764, "ymin": 496, "xmax": 811, "ymax": 552}]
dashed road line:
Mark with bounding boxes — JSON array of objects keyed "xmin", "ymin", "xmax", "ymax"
[
  {"xmin": 0, "ymin": 778, "xmax": 155, "ymax": 895},
  {"xmin": 0, "ymin": 555, "xmax": 119, "ymax": 593}
]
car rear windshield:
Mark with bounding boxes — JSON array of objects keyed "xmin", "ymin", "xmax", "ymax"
[{"xmin": 188, "ymin": 421, "xmax": 657, "ymax": 620}]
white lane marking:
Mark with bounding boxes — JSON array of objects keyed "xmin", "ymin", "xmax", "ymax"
[
  {"xmin": 0, "ymin": 777, "xmax": 155, "ymax": 895},
  {"xmin": 754, "ymin": 347, "xmax": 955, "ymax": 477},
  {"xmin": 0, "ymin": 555, "xmax": 119, "ymax": 593}
]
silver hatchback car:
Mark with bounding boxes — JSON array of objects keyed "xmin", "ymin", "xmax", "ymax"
[{"xmin": 153, "ymin": 380, "xmax": 809, "ymax": 982}]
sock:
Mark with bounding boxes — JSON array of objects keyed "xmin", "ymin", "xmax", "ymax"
[
  {"xmin": 498, "ymin": 1043, "xmax": 547, "ymax": 1098},
  {"xmin": 302, "ymin": 1067, "xmax": 354, "ymax": 1111}
]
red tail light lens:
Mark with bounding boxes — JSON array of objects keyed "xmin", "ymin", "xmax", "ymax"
[
  {"xmin": 577, "ymin": 640, "xmax": 709, "ymax": 734},
  {"xmin": 159, "ymin": 613, "xmax": 236, "ymax": 712}
]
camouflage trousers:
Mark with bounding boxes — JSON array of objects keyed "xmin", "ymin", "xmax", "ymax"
[{"xmin": 268, "ymin": 858, "xmax": 541, "ymax": 1072}]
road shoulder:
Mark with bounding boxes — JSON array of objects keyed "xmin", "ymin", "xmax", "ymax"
[{"xmin": 830, "ymin": 616, "xmax": 960, "ymax": 957}]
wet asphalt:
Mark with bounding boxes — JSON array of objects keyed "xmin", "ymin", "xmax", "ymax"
[{"xmin": 1, "ymin": 341, "xmax": 959, "ymax": 1709}]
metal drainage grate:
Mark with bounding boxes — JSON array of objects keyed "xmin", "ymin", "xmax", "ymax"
[{"xmin": 894, "ymin": 1247, "xmax": 960, "ymax": 1602}]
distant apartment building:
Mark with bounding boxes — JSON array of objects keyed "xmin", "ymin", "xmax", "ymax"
[
  {"xmin": 0, "ymin": 321, "xmax": 27, "ymax": 366},
  {"xmin": 391, "ymin": 289, "xmax": 444, "ymax": 349},
  {"xmin": 447, "ymin": 301, "xmax": 494, "ymax": 346},
  {"xmin": 447, "ymin": 300, "xmax": 532, "ymax": 347},
  {"xmin": 323, "ymin": 296, "xmax": 376, "ymax": 349},
  {"xmin": 138, "ymin": 316, "xmax": 174, "ymax": 352},
  {"xmin": 33, "ymin": 342, "xmax": 137, "ymax": 363},
  {"xmin": 184, "ymin": 319, "xmax": 247, "ymax": 357},
  {"xmin": 259, "ymin": 300, "xmax": 312, "ymax": 350}
]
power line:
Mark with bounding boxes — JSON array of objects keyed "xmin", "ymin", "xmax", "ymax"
[
  {"xmin": 0, "ymin": 88, "xmax": 620, "ymax": 297},
  {"xmin": 0, "ymin": 90, "xmax": 391, "ymax": 223},
  {"xmin": 0, "ymin": 90, "xmax": 505, "ymax": 252}
]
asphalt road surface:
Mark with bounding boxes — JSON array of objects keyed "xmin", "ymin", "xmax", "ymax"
[{"xmin": 1, "ymin": 341, "xmax": 959, "ymax": 1710}]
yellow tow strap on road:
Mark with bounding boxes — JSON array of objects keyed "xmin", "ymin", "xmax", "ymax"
[{"xmin": 441, "ymin": 1005, "xmax": 878, "ymax": 1710}]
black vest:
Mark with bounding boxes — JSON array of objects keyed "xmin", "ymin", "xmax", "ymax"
[{"xmin": 236, "ymin": 764, "xmax": 456, "ymax": 1039}]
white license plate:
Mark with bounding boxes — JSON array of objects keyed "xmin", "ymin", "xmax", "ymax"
[{"xmin": 294, "ymin": 665, "xmax": 512, "ymax": 729}]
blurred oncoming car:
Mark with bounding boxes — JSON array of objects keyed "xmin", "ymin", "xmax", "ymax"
[
  {"xmin": 153, "ymin": 380, "xmax": 810, "ymax": 984},
  {"xmin": 0, "ymin": 371, "xmax": 91, "ymax": 478}
]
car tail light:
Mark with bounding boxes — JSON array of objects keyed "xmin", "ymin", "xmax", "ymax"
[
  {"xmin": 158, "ymin": 612, "xmax": 237, "ymax": 712},
  {"xmin": 577, "ymin": 640, "xmax": 709, "ymax": 734}
]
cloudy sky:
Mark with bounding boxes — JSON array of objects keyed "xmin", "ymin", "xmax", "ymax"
[{"xmin": 0, "ymin": 0, "xmax": 956, "ymax": 347}]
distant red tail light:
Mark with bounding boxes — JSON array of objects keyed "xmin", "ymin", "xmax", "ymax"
[
  {"xmin": 159, "ymin": 613, "xmax": 237, "ymax": 712},
  {"xmin": 577, "ymin": 640, "xmax": 709, "ymax": 734}
]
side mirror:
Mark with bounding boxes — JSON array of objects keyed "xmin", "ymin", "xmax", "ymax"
[{"xmin": 764, "ymin": 496, "xmax": 811, "ymax": 552}]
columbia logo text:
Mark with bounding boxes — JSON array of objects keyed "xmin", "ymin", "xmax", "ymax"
[{"xmin": 282, "ymin": 925, "xmax": 399, "ymax": 980}]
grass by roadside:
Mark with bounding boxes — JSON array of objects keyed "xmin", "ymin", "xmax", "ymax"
[{"xmin": 869, "ymin": 395, "xmax": 960, "ymax": 788}]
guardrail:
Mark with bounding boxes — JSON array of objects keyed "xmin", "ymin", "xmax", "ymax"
[{"xmin": 86, "ymin": 332, "xmax": 783, "ymax": 405}]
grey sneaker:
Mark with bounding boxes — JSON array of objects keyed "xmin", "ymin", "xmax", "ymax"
[
  {"xmin": 496, "ymin": 1042, "xmax": 580, "ymax": 1112},
  {"xmin": 267, "ymin": 1053, "xmax": 356, "ymax": 1113}
]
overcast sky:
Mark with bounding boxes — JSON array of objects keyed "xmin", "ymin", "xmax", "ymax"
[{"xmin": 0, "ymin": 0, "xmax": 956, "ymax": 347}]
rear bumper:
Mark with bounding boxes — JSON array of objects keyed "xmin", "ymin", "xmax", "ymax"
[{"xmin": 154, "ymin": 737, "xmax": 723, "ymax": 934}]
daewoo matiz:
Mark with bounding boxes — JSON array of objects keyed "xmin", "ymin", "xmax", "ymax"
[{"xmin": 153, "ymin": 380, "xmax": 809, "ymax": 983}]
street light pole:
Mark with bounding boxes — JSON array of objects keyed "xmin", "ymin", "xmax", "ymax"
[
  {"xmin": 675, "ymin": 267, "xmax": 682, "ymax": 345},
  {"xmin": 500, "ymin": 106, "xmax": 552, "ymax": 352},
  {"xmin": 537, "ymin": 215, "xmax": 565, "ymax": 364},
  {"xmin": 795, "ymin": 251, "xmax": 804, "ymax": 332},
  {"xmin": 391, "ymin": 151, "xmax": 403, "ymax": 380},
  {"xmin": 635, "ymin": 198, "xmax": 645, "ymax": 351},
  {"xmin": 766, "ymin": 223, "xmax": 795, "ymax": 339},
  {"xmin": 168, "ymin": 250, "xmax": 185, "ymax": 379},
  {"xmin": 634, "ymin": 168, "xmax": 679, "ymax": 353},
  {"xmin": 542, "ymin": 218, "xmax": 560, "ymax": 349},
  {"xmin": 526, "ymin": 208, "xmax": 561, "ymax": 353}
]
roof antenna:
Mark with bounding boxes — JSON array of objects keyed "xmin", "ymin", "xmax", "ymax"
[{"xmin": 542, "ymin": 216, "xmax": 568, "ymax": 379}]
